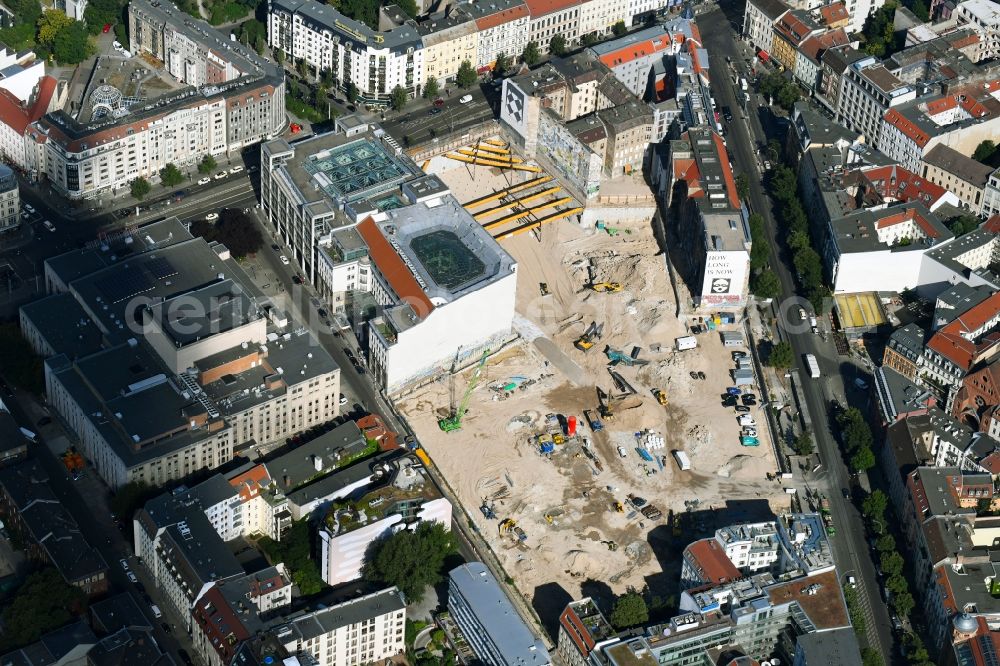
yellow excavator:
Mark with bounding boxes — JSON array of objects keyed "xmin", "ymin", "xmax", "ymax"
[
  {"xmin": 589, "ymin": 282, "xmax": 623, "ymax": 293},
  {"xmin": 654, "ymin": 389, "xmax": 668, "ymax": 406},
  {"xmin": 574, "ymin": 321, "xmax": 604, "ymax": 352}
]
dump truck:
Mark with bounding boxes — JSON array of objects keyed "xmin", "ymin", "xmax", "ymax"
[
  {"xmin": 584, "ymin": 409, "xmax": 603, "ymax": 432},
  {"xmin": 654, "ymin": 389, "xmax": 668, "ymax": 406},
  {"xmin": 640, "ymin": 505, "xmax": 663, "ymax": 520}
]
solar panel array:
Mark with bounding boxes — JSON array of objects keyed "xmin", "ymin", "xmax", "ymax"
[{"xmin": 95, "ymin": 257, "xmax": 179, "ymax": 304}]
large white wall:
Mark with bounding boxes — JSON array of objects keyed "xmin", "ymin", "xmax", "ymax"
[
  {"xmin": 382, "ymin": 271, "xmax": 516, "ymax": 392},
  {"xmin": 833, "ymin": 250, "xmax": 925, "ymax": 294},
  {"xmin": 0, "ymin": 61, "xmax": 44, "ymax": 103}
]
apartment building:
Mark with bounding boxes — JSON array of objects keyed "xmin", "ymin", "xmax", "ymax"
[
  {"xmin": 983, "ymin": 170, "xmax": 1000, "ymax": 219},
  {"xmin": 881, "ymin": 80, "xmax": 1000, "ymax": 174},
  {"xmin": 921, "ymin": 144, "xmax": 994, "ymax": 215},
  {"xmin": 319, "ymin": 455, "xmax": 451, "ymax": 586},
  {"xmin": 526, "ymin": 0, "xmax": 582, "ymax": 52},
  {"xmin": 578, "ymin": 0, "xmax": 622, "ymax": 38},
  {"xmin": 837, "ymin": 57, "xmax": 916, "ymax": 147},
  {"xmin": 770, "ymin": 10, "xmax": 823, "ymax": 70},
  {"xmin": 0, "ymin": 76, "xmax": 58, "ymax": 174},
  {"xmin": 33, "ymin": 0, "xmax": 284, "ymax": 201},
  {"xmin": 794, "ymin": 28, "xmax": 849, "ymax": 90},
  {"xmin": 955, "ymin": 0, "xmax": 1000, "ymax": 60},
  {"xmin": 589, "ymin": 20, "xmax": 694, "ymax": 97},
  {"xmin": 883, "ymin": 323, "xmax": 928, "ymax": 381},
  {"xmin": 23, "ymin": 219, "xmax": 340, "ymax": 489},
  {"xmin": 0, "ymin": 163, "xmax": 18, "ymax": 233},
  {"xmin": 416, "ymin": 10, "xmax": 479, "ymax": 87},
  {"xmin": 923, "ymin": 290, "xmax": 1000, "ymax": 389},
  {"xmin": 744, "ymin": 0, "xmax": 788, "ymax": 57},
  {"xmin": 556, "ymin": 599, "xmax": 617, "ymax": 666},
  {"xmin": 648, "ymin": 128, "xmax": 751, "ymax": 313},
  {"xmin": 268, "ymin": 0, "xmax": 422, "ymax": 104},
  {"xmin": 0, "ymin": 460, "xmax": 109, "ymax": 597},
  {"xmin": 448, "ymin": 562, "xmax": 551, "ymax": 665},
  {"xmin": 459, "ymin": 0, "xmax": 529, "ymax": 71},
  {"xmin": 815, "ymin": 45, "xmax": 865, "ymax": 112}
]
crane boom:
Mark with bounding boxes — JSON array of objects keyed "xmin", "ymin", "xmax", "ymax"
[{"xmin": 439, "ymin": 350, "xmax": 490, "ymax": 432}]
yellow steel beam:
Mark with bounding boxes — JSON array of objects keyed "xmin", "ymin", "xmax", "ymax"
[{"xmin": 493, "ymin": 207, "xmax": 583, "ymax": 241}]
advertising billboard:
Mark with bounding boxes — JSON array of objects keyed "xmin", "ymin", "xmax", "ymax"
[{"xmin": 700, "ymin": 251, "xmax": 748, "ymax": 306}]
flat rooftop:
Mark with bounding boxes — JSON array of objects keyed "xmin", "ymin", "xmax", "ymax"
[
  {"xmin": 835, "ymin": 292, "xmax": 887, "ymax": 330},
  {"xmin": 764, "ymin": 569, "xmax": 849, "ymax": 630}
]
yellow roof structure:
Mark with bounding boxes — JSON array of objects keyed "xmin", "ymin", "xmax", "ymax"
[{"xmin": 834, "ymin": 292, "xmax": 886, "ymax": 330}]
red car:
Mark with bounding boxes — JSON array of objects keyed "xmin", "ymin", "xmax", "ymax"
[
  {"xmin": 102, "ymin": 23, "xmax": 112, "ymax": 33},
  {"xmin": 433, "ymin": 98, "xmax": 444, "ymax": 107}
]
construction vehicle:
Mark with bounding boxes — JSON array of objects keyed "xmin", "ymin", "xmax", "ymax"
[
  {"xmin": 640, "ymin": 504, "xmax": 663, "ymax": 520},
  {"xmin": 480, "ymin": 502, "xmax": 496, "ymax": 519},
  {"xmin": 439, "ymin": 350, "xmax": 489, "ymax": 432},
  {"xmin": 584, "ymin": 409, "xmax": 603, "ymax": 432},
  {"xmin": 588, "ymin": 282, "xmax": 623, "ymax": 293},
  {"xmin": 605, "ymin": 347, "xmax": 649, "ymax": 366},
  {"xmin": 612, "ymin": 501, "xmax": 624, "ymax": 513},
  {"xmin": 653, "ymin": 389, "xmax": 668, "ymax": 406},
  {"xmin": 603, "ymin": 540, "xmax": 618, "ymax": 551},
  {"xmin": 539, "ymin": 282, "xmax": 550, "ymax": 296},
  {"xmin": 574, "ymin": 321, "xmax": 603, "ymax": 352}
]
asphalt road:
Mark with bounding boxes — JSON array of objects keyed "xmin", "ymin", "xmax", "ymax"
[
  {"xmin": 698, "ymin": 6, "xmax": 896, "ymax": 662},
  {"xmin": 380, "ymin": 86, "xmax": 497, "ymax": 147}
]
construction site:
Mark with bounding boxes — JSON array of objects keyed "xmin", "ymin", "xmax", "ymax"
[{"xmin": 398, "ymin": 139, "xmax": 788, "ymax": 607}]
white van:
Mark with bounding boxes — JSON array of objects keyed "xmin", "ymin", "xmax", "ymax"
[
  {"xmin": 459, "ymin": 94, "xmax": 473, "ymax": 104},
  {"xmin": 740, "ymin": 77, "xmax": 748, "ymax": 92},
  {"xmin": 150, "ymin": 604, "xmax": 162, "ymax": 619}
]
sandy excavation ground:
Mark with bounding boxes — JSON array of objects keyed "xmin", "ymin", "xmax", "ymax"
[{"xmin": 399, "ymin": 149, "xmax": 789, "ymax": 603}]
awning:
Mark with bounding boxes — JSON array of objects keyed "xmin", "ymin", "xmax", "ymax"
[{"xmin": 477, "ymin": 65, "xmax": 491, "ymax": 74}]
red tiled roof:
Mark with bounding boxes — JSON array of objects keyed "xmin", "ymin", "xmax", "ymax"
[
  {"xmin": 193, "ymin": 587, "xmax": 252, "ymax": 663},
  {"xmin": 598, "ymin": 35, "xmax": 675, "ymax": 69},
  {"xmin": 356, "ymin": 217, "xmax": 434, "ymax": 317},
  {"xmin": 799, "ymin": 28, "xmax": 848, "ymax": 60},
  {"xmin": 934, "ymin": 565, "xmax": 958, "ymax": 613},
  {"xmin": 874, "ymin": 207, "xmax": 942, "ymax": 238},
  {"xmin": 713, "ymin": 133, "xmax": 741, "ymax": 209},
  {"xmin": 0, "ymin": 75, "xmax": 56, "ymax": 135},
  {"xmin": 983, "ymin": 215, "xmax": 1000, "ymax": 233},
  {"xmin": 685, "ymin": 539, "xmax": 741, "ymax": 584},
  {"xmin": 773, "ymin": 12, "xmax": 816, "ymax": 47},
  {"xmin": 229, "ymin": 464, "xmax": 271, "ymax": 503},
  {"xmin": 474, "ymin": 3, "xmax": 528, "ymax": 30},
  {"xmin": 883, "ymin": 108, "xmax": 931, "ymax": 148},
  {"xmin": 980, "ymin": 451, "xmax": 1000, "ymax": 474},
  {"xmin": 524, "ymin": 0, "xmax": 578, "ymax": 17},
  {"xmin": 860, "ymin": 165, "xmax": 948, "ymax": 206},
  {"xmin": 356, "ymin": 413, "xmax": 400, "ymax": 450},
  {"xmin": 674, "ymin": 157, "xmax": 702, "ymax": 198},
  {"xmin": 820, "ymin": 2, "xmax": 849, "ymax": 25},
  {"xmin": 950, "ymin": 33, "xmax": 980, "ymax": 49},
  {"xmin": 927, "ymin": 291, "xmax": 1000, "ymax": 370}
]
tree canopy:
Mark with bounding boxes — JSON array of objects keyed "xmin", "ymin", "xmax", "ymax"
[
  {"xmin": 549, "ymin": 34, "xmax": 567, "ymax": 56},
  {"xmin": 198, "ymin": 154, "xmax": 218, "ymax": 174},
  {"xmin": 160, "ymin": 163, "xmax": 184, "ymax": 187},
  {"xmin": 521, "ymin": 42, "xmax": 540, "ymax": 66},
  {"xmin": 973, "ymin": 140, "xmax": 1000, "ymax": 168},
  {"xmin": 610, "ymin": 592, "xmax": 648, "ymax": 629},
  {"xmin": 423, "ymin": 77, "xmax": 439, "ymax": 99},
  {"xmin": 190, "ymin": 208, "xmax": 264, "ymax": 258},
  {"xmin": 258, "ymin": 520, "xmax": 325, "ymax": 595},
  {"xmin": 363, "ymin": 521, "xmax": 456, "ymax": 603},
  {"xmin": 612, "ymin": 20, "xmax": 627, "ymax": 36},
  {"xmin": 767, "ymin": 340, "xmax": 793, "ymax": 369},
  {"xmin": 390, "ymin": 85, "xmax": 407, "ymax": 111},
  {"xmin": 750, "ymin": 269, "xmax": 781, "ymax": 300},
  {"xmin": 130, "ymin": 177, "xmax": 151, "ymax": 200},
  {"xmin": 456, "ymin": 60, "xmax": 477, "ymax": 89},
  {"xmin": 494, "ymin": 52, "xmax": 511, "ymax": 76},
  {"xmin": 0, "ymin": 569, "xmax": 87, "ymax": 651}
]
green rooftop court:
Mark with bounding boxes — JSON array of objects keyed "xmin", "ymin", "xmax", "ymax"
[
  {"xmin": 410, "ymin": 230, "xmax": 487, "ymax": 291},
  {"xmin": 303, "ymin": 139, "xmax": 413, "ymax": 202}
]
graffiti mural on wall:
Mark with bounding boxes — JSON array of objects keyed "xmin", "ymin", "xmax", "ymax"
[{"xmin": 536, "ymin": 111, "xmax": 601, "ymax": 199}]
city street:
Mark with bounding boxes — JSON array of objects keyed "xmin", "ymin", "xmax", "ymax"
[
  {"xmin": 698, "ymin": 5, "xmax": 896, "ymax": 661},
  {"xmin": 381, "ymin": 86, "xmax": 497, "ymax": 147}
]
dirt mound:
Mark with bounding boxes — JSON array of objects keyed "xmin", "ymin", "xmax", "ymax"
[{"xmin": 718, "ymin": 454, "xmax": 751, "ymax": 478}]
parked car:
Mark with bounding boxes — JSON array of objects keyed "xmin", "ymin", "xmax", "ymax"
[
  {"xmin": 213, "ymin": 171, "xmax": 227, "ymax": 180},
  {"xmin": 271, "ymin": 243, "xmax": 281, "ymax": 251},
  {"xmin": 339, "ymin": 394, "xmax": 348, "ymax": 405},
  {"xmin": 842, "ymin": 487, "xmax": 851, "ymax": 499},
  {"xmin": 741, "ymin": 394, "xmax": 757, "ymax": 406},
  {"xmin": 459, "ymin": 94, "xmax": 473, "ymax": 104},
  {"xmin": 205, "ymin": 213, "xmax": 219, "ymax": 221},
  {"xmin": 428, "ymin": 108, "xmax": 441, "ymax": 115},
  {"xmin": 120, "ymin": 558, "xmax": 130, "ymax": 571},
  {"xmin": 103, "ymin": 23, "xmax": 112, "ymax": 33},
  {"xmin": 279, "ymin": 255, "xmax": 290, "ymax": 265},
  {"xmin": 197, "ymin": 177, "xmax": 211, "ymax": 185},
  {"xmin": 229, "ymin": 165, "xmax": 244, "ymax": 174},
  {"xmin": 317, "ymin": 308, "xmax": 328, "ymax": 318},
  {"xmin": 726, "ymin": 387, "xmax": 741, "ymax": 396},
  {"xmin": 42, "ymin": 220, "xmax": 56, "ymax": 232},
  {"xmin": 127, "ymin": 571, "xmax": 138, "ymax": 584},
  {"xmin": 434, "ymin": 98, "xmax": 445, "ymax": 107},
  {"xmin": 737, "ymin": 415, "xmax": 756, "ymax": 427},
  {"xmin": 735, "ymin": 405, "xmax": 750, "ymax": 413}
]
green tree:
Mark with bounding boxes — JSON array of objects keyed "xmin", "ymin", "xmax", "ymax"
[
  {"xmin": 494, "ymin": 52, "xmax": 511, "ymax": 76},
  {"xmin": 876, "ymin": 534, "xmax": 896, "ymax": 552},
  {"xmin": 320, "ymin": 68, "xmax": 335, "ymax": 88},
  {"xmin": 345, "ymin": 81, "xmax": 359, "ymax": 103},
  {"xmin": 881, "ymin": 551, "xmax": 904, "ymax": 577},
  {"xmin": 886, "ymin": 573, "xmax": 908, "ymax": 595},
  {"xmin": 83, "ymin": 0, "xmax": 121, "ymax": 35},
  {"xmin": 893, "ymin": 590, "xmax": 915, "ymax": 617},
  {"xmin": 0, "ymin": 569, "xmax": 87, "ymax": 651},
  {"xmin": 794, "ymin": 429, "xmax": 814, "ymax": 455},
  {"xmin": 767, "ymin": 340, "xmax": 794, "ymax": 369},
  {"xmin": 53, "ymin": 21, "xmax": 92, "ymax": 63},
  {"xmin": 735, "ymin": 173, "xmax": 749, "ymax": 201},
  {"xmin": 949, "ymin": 214, "xmax": 980, "ymax": 236},
  {"xmin": 850, "ymin": 445, "xmax": 876, "ymax": 473},
  {"xmin": 521, "ymin": 41, "xmax": 540, "ymax": 66},
  {"xmin": 750, "ymin": 269, "xmax": 781, "ymax": 300},
  {"xmin": 258, "ymin": 520, "xmax": 325, "ymax": 595},
  {"xmin": 423, "ymin": 77, "xmax": 439, "ymax": 99},
  {"xmin": 296, "ymin": 57, "xmax": 309, "ymax": 79},
  {"xmin": 159, "ymin": 163, "xmax": 184, "ymax": 187},
  {"xmin": 191, "ymin": 208, "xmax": 264, "ymax": 258},
  {"xmin": 610, "ymin": 591, "xmax": 648, "ymax": 629},
  {"xmin": 456, "ymin": 59, "xmax": 478, "ymax": 89},
  {"xmin": 862, "ymin": 490, "xmax": 887, "ymax": 519},
  {"xmin": 776, "ymin": 83, "xmax": 800, "ymax": 111},
  {"xmin": 396, "ymin": 0, "xmax": 417, "ymax": 18},
  {"xmin": 973, "ymin": 140, "xmax": 997, "ymax": 165},
  {"xmin": 861, "ymin": 648, "xmax": 883, "ymax": 666},
  {"xmin": 363, "ymin": 521, "xmax": 456, "ymax": 603},
  {"xmin": 581, "ymin": 32, "xmax": 599, "ymax": 47},
  {"xmin": 612, "ymin": 20, "xmax": 627, "ymax": 36},
  {"xmin": 549, "ymin": 34, "xmax": 567, "ymax": 56},
  {"xmin": 390, "ymin": 85, "xmax": 407, "ymax": 111},
  {"xmin": 198, "ymin": 154, "xmax": 217, "ymax": 174},
  {"xmin": 130, "ymin": 177, "xmax": 151, "ymax": 200},
  {"xmin": 37, "ymin": 9, "xmax": 72, "ymax": 45},
  {"xmin": 274, "ymin": 47, "xmax": 285, "ymax": 65}
]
